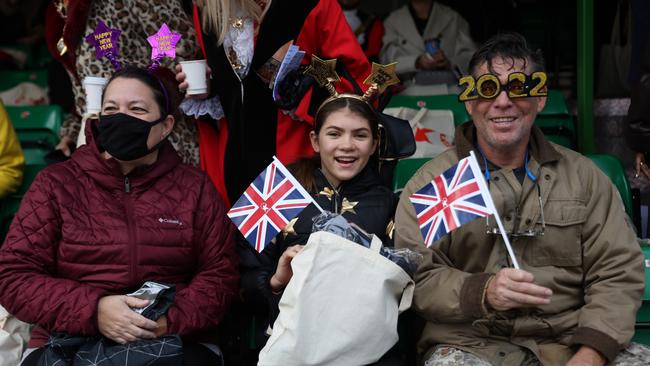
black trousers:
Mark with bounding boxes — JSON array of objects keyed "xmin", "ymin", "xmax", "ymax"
[{"xmin": 21, "ymin": 342, "xmax": 223, "ymax": 366}]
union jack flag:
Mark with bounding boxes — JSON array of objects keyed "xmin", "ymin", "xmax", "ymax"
[
  {"xmin": 228, "ymin": 157, "xmax": 317, "ymax": 252},
  {"xmin": 409, "ymin": 154, "xmax": 495, "ymax": 247}
]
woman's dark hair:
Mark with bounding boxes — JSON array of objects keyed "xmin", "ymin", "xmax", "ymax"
[
  {"xmin": 102, "ymin": 66, "xmax": 181, "ymax": 120},
  {"xmin": 291, "ymin": 97, "xmax": 380, "ymax": 193},
  {"xmin": 468, "ymin": 32, "xmax": 546, "ymax": 76}
]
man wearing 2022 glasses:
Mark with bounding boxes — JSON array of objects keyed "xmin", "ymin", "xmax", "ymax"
[{"xmin": 395, "ymin": 32, "xmax": 647, "ymax": 365}]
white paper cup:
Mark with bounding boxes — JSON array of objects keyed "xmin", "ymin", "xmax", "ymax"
[
  {"xmin": 180, "ymin": 60, "xmax": 208, "ymax": 95},
  {"xmin": 83, "ymin": 76, "xmax": 108, "ymax": 115}
]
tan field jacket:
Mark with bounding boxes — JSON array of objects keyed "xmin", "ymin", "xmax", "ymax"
[{"xmin": 395, "ymin": 123, "xmax": 645, "ymax": 365}]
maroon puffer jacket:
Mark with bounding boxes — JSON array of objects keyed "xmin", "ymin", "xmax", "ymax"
[{"xmin": 0, "ymin": 125, "xmax": 238, "ymax": 347}]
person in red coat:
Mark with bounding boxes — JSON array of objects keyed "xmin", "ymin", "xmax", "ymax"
[
  {"xmin": 338, "ymin": 0, "xmax": 385, "ymax": 63},
  {"xmin": 0, "ymin": 66, "xmax": 238, "ymax": 365},
  {"xmin": 176, "ymin": 0, "xmax": 371, "ymax": 206}
]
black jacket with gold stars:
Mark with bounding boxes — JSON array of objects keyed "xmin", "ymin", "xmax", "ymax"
[{"xmin": 237, "ymin": 164, "xmax": 398, "ymax": 336}]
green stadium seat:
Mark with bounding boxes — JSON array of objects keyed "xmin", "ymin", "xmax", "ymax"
[
  {"xmin": 393, "ymin": 158, "xmax": 430, "ymax": 193},
  {"xmin": 540, "ymin": 90, "xmax": 570, "ymax": 115},
  {"xmin": 0, "ymin": 43, "xmax": 53, "ymax": 69},
  {"xmin": 6, "ymin": 105, "xmax": 62, "ymax": 165},
  {"xmin": 586, "ymin": 154, "xmax": 634, "ymax": 220},
  {"xmin": 6, "ymin": 105, "xmax": 61, "ymax": 140},
  {"xmin": 1, "ymin": 105, "xmax": 60, "ymax": 241},
  {"xmin": 0, "ymin": 70, "xmax": 48, "ymax": 91},
  {"xmin": 537, "ymin": 90, "xmax": 575, "ymax": 148}
]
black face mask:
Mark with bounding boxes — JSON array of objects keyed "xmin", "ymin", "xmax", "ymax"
[{"xmin": 98, "ymin": 113, "xmax": 167, "ymax": 161}]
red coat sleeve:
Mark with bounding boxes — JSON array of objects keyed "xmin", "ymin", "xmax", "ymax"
[
  {"xmin": 165, "ymin": 174, "xmax": 239, "ymax": 336},
  {"xmin": 0, "ymin": 170, "xmax": 108, "ymax": 335},
  {"xmin": 293, "ymin": 0, "xmax": 372, "ymax": 124}
]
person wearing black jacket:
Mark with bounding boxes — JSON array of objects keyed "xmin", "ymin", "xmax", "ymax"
[{"xmin": 239, "ymin": 96, "xmax": 401, "ymax": 365}]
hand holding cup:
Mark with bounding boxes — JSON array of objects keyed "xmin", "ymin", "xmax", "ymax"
[{"xmin": 175, "ymin": 60, "xmax": 211, "ymax": 99}]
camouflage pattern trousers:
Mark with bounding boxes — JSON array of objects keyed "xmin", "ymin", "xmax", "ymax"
[{"xmin": 424, "ymin": 343, "xmax": 650, "ymax": 366}]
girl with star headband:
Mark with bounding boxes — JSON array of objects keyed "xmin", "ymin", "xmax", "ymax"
[{"xmin": 238, "ymin": 60, "xmax": 401, "ymax": 365}]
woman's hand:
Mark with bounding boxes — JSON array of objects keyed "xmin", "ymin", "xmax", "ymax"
[
  {"xmin": 97, "ymin": 295, "xmax": 158, "ymax": 344},
  {"xmin": 175, "ymin": 63, "xmax": 212, "ymax": 100},
  {"xmin": 270, "ymin": 245, "xmax": 304, "ymax": 292},
  {"xmin": 634, "ymin": 152, "xmax": 650, "ymax": 179},
  {"xmin": 55, "ymin": 136, "xmax": 75, "ymax": 157}
]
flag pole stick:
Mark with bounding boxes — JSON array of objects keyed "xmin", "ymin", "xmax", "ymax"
[
  {"xmin": 468, "ymin": 151, "xmax": 521, "ymax": 269},
  {"xmin": 272, "ymin": 156, "xmax": 324, "ymax": 213}
]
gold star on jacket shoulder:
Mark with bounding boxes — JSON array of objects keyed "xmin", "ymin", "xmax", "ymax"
[
  {"xmin": 318, "ymin": 187, "xmax": 335, "ymax": 200},
  {"xmin": 386, "ymin": 219, "xmax": 395, "ymax": 240},
  {"xmin": 341, "ymin": 198, "xmax": 358, "ymax": 215},
  {"xmin": 282, "ymin": 217, "xmax": 299, "ymax": 239}
]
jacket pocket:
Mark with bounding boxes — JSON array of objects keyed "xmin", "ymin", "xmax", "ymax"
[{"xmin": 529, "ymin": 201, "xmax": 586, "ymax": 267}]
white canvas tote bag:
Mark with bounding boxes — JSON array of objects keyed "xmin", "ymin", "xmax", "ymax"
[{"xmin": 258, "ymin": 231, "xmax": 414, "ymax": 366}]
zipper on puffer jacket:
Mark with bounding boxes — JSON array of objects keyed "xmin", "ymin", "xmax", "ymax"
[{"xmin": 123, "ymin": 176, "xmax": 137, "ymax": 285}]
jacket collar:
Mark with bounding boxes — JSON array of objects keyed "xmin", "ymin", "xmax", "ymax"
[
  {"xmin": 454, "ymin": 121, "xmax": 563, "ymax": 165},
  {"xmin": 313, "ymin": 162, "xmax": 381, "ymax": 196},
  {"xmin": 70, "ymin": 118, "xmax": 181, "ymax": 193}
]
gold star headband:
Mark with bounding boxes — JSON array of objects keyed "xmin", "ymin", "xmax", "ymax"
[{"xmin": 304, "ymin": 55, "xmax": 400, "ymax": 112}]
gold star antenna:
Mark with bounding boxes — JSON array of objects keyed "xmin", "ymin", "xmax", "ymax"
[
  {"xmin": 362, "ymin": 62, "xmax": 400, "ymax": 99},
  {"xmin": 304, "ymin": 55, "xmax": 340, "ymax": 97},
  {"xmin": 305, "ymin": 56, "xmax": 400, "ymax": 112}
]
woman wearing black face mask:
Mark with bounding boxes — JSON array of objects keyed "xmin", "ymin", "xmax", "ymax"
[
  {"xmin": 96, "ymin": 69, "xmax": 176, "ymax": 168},
  {"xmin": 0, "ymin": 66, "xmax": 238, "ymax": 366}
]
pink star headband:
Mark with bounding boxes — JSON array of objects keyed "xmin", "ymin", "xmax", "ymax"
[{"xmin": 147, "ymin": 23, "xmax": 182, "ymax": 72}]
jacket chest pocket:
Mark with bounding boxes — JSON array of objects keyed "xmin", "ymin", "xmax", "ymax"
[
  {"xmin": 146, "ymin": 213, "xmax": 193, "ymax": 248},
  {"xmin": 528, "ymin": 201, "xmax": 586, "ymax": 267}
]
